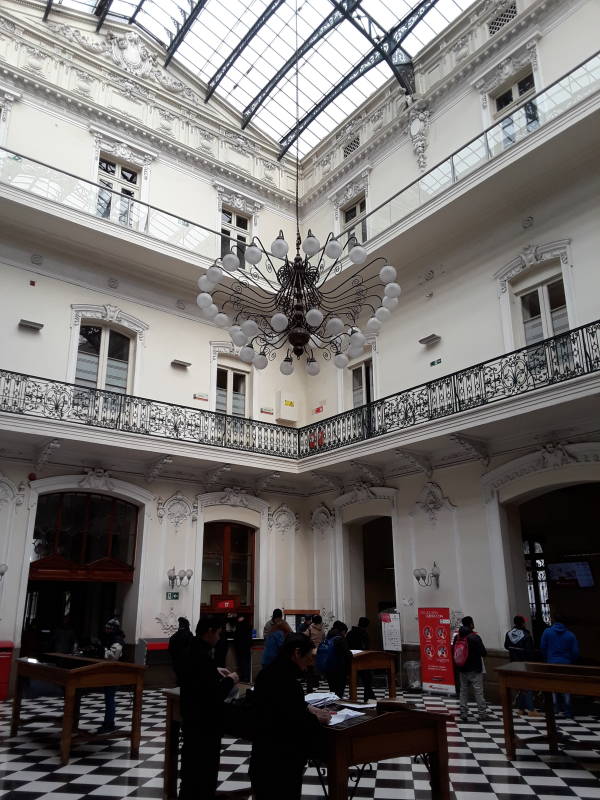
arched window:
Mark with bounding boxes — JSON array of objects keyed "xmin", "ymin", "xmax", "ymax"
[
  {"xmin": 31, "ymin": 492, "xmax": 138, "ymax": 581},
  {"xmin": 523, "ymin": 539, "xmax": 550, "ymax": 627},
  {"xmin": 201, "ymin": 522, "xmax": 254, "ymax": 617}
]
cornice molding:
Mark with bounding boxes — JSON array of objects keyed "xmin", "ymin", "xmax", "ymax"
[{"xmin": 493, "ymin": 238, "xmax": 571, "ymax": 293}]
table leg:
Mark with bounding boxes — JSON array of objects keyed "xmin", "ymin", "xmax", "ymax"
[
  {"xmin": 131, "ymin": 680, "xmax": 143, "ymax": 759},
  {"xmin": 389, "ymin": 662, "xmax": 397, "ymax": 699},
  {"xmin": 429, "ymin": 751, "xmax": 451, "ymax": 800},
  {"xmin": 544, "ymin": 692, "xmax": 559, "ymax": 754},
  {"xmin": 61, "ymin": 686, "xmax": 76, "ymax": 765},
  {"xmin": 499, "ymin": 681, "xmax": 516, "ymax": 761},
  {"xmin": 10, "ymin": 675, "xmax": 24, "ymax": 736},
  {"xmin": 327, "ymin": 755, "xmax": 349, "ymax": 800},
  {"xmin": 349, "ymin": 666, "xmax": 357, "ymax": 703}
]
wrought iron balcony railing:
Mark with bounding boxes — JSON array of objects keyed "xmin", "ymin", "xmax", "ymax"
[
  {"xmin": 1, "ymin": 321, "xmax": 599, "ymax": 460},
  {"xmin": 0, "ymin": 52, "xmax": 597, "ymax": 264}
]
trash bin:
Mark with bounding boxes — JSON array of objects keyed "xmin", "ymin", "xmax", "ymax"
[
  {"xmin": 0, "ymin": 641, "xmax": 14, "ymax": 701},
  {"xmin": 405, "ymin": 659, "xmax": 422, "ymax": 691}
]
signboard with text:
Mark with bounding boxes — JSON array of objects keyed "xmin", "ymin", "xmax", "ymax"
[
  {"xmin": 380, "ymin": 612, "xmax": 402, "ymax": 651},
  {"xmin": 418, "ymin": 607, "xmax": 455, "ymax": 694}
]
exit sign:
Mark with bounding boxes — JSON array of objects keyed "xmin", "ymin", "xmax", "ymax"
[{"xmin": 166, "ymin": 591, "xmax": 179, "ymax": 600}]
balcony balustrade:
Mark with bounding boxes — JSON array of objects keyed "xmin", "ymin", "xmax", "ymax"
[
  {"xmin": 0, "ymin": 53, "xmax": 597, "ymax": 262},
  {"xmin": 1, "ymin": 320, "xmax": 599, "ymax": 460}
]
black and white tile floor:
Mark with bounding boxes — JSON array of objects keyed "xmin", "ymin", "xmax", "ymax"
[{"xmin": 1, "ymin": 688, "xmax": 600, "ymax": 800}]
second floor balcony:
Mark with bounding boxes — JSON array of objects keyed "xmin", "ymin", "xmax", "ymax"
[{"xmin": 1, "ymin": 319, "xmax": 599, "ymax": 467}]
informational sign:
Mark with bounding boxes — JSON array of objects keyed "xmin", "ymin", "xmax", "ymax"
[
  {"xmin": 166, "ymin": 591, "xmax": 179, "ymax": 600},
  {"xmin": 547, "ymin": 561, "xmax": 594, "ymax": 587},
  {"xmin": 380, "ymin": 612, "xmax": 402, "ymax": 651},
  {"xmin": 418, "ymin": 607, "xmax": 455, "ymax": 694}
]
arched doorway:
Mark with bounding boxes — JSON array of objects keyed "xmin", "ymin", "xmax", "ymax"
[
  {"xmin": 518, "ymin": 483, "xmax": 600, "ymax": 661},
  {"xmin": 200, "ymin": 521, "xmax": 255, "ymax": 623},
  {"xmin": 21, "ymin": 491, "xmax": 138, "ymax": 658}
]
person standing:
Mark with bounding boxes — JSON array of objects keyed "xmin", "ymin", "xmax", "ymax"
[
  {"xmin": 262, "ymin": 608, "xmax": 292, "ymax": 666},
  {"xmin": 346, "ymin": 617, "xmax": 376, "ymax": 702},
  {"xmin": 262, "ymin": 608, "xmax": 292, "ymax": 638},
  {"xmin": 322, "ymin": 621, "xmax": 352, "ymax": 699},
  {"xmin": 250, "ymin": 634, "xmax": 332, "ymax": 800},
  {"xmin": 233, "ymin": 613, "xmax": 253, "ymax": 683},
  {"xmin": 178, "ymin": 616, "xmax": 239, "ymax": 800},
  {"xmin": 541, "ymin": 614, "xmax": 579, "ymax": 718},
  {"xmin": 504, "ymin": 615, "xmax": 542, "ymax": 717},
  {"xmin": 454, "ymin": 616, "xmax": 492, "ymax": 722},
  {"xmin": 97, "ymin": 617, "xmax": 125, "ymax": 734},
  {"xmin": 304, "ymin": 614, "xmax": 325, "ymax": 692},
  {"xmin": 168, "ymin": 617, "xmax": 194, "ymax": 686}
]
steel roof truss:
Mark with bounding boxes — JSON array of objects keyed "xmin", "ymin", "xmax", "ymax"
[{"xmin": 164, "ymin": 0, "xmax": 210, "ymax": 68}]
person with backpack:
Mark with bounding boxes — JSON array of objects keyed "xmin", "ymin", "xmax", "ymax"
[
  {"xmin": 453, "ymin": 616, "xmax": 492, "ymax": 722},
  {"xmin": 250, "ymin": 634, "xmax": 332, "ymax": 800},
  {"xmin": 263, "ymin": 608, "xmax": 292, "ymax": 639},
  {"xmin": 541, "ymin": 614, "xmax": 579, "ymax": 718},
  {"xmin": 304, "ymin": 614, "xmax": 325, "ymax": 692},
  {"xmin": 346, "ymin": 617, "xmax": 376, "ymax": 702},
  {"xmin": 504, "ymin": 615, "xmax": 542, "ymax": 717},
  {"xmin": 318, "ymin": 621, "xmax": 352, "ymax": 699}
]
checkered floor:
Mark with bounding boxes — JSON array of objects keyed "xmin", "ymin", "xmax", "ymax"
[{"xmin": 1, "ymin": 687, "xmax": 600, "ymax": 800}]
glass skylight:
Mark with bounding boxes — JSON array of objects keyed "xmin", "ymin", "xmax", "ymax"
[{"xmin": 51, "ymin": 0, "xmax": 476, "ymax": 157}]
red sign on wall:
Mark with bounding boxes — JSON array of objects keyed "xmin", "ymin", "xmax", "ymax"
[{"xmin": 418, "ymin": 607, "xmax": 455, "ymax": 694}]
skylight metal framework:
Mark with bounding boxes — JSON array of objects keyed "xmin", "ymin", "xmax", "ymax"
[
  {"xmin": 241, "ymin": 0, "xmax": 363, "ymax": 130},
  {"xmin": 164, "ymin": 0, "xmax": 210, "ymax": 67},
  {"xmin": 278, "ymin": 0, "xmax": 439, "ymax": 158},
  {"xmin": 43, "ymin": 0, "xmax": 475, "ymax": 159},
  {"xmin": 205, "ymin": 0, "xmax": 288, "ymax": 102}
]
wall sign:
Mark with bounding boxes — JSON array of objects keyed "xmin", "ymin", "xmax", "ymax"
[
  {"xmin": 418, "ymin": 607, "xmax": 455, "ymax": 694},
  {"xmin": 166, "ymin": 591, "xmax": 179, "ymax": 600},
  {"xmin": 380, "ymin": 612, "xmax": 402, "ymax": 651}
]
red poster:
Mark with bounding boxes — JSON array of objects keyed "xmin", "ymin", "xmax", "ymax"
[{"xmin": 418, "ymin": 607, "xmax": 455, "ymax": 694}]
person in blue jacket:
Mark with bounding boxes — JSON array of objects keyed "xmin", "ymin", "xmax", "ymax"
[{"xmin": 540, "ymin": 615, "xmax": 579, "ymax": 718}]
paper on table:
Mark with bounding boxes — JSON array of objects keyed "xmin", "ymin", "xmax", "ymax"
[
  {"xmin": 350, "ymin": 649, "xmax": 363, "ymax": 655},
  {"xmin": 338, "ymin": 701, "xmax": 377, "ymax": 709},
  {"xmin": 328, "ymin": 708, "xmax": 365, "ymax": 725}
]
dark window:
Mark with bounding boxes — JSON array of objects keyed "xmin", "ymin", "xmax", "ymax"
[
  {"xmin": 99, "ymin": 158, "xmax": 116, "ymax": 175},
  {"xmin": 495, "ymin": 88, "xmax": 513, "ymax": 112},
  {"xmin": 201, "ymin": 522, "xmax": 254, "ymax": 612},
  {"xmin": 518, "ymin": 73, "xmax": 535, "ymax": 96},
  {"xmin": 120, "ymin": 167, "xmax": 138, "ymax": 185}
]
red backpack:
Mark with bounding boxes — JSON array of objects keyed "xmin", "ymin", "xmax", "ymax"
[{"xmin": 453, "ymin": 635, "xmax": 471, "ymax": 667}]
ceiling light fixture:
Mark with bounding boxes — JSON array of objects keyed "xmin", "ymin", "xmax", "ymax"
[{"xmin": 196, "ymin": 1, "xmax": 400, "ymax": 376}]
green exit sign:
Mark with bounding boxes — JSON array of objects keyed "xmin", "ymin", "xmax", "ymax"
[
  {"xmin": 430, "ymin": 358, "xmax": 441, "ymax": 367},
  {"xmin": 166, "ymin": 591, "xmax": 179, "ymax": 600}
]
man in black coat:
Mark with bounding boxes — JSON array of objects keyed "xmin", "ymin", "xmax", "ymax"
[
  {"xmin": 250, "ymin": 634, "xmax": 332, "ymax": 800},
  {"xmin": 346, "ymin": 617, "xmax": 376, "ymax": 702},
  {"xmin": 178, "ymin": 616, "xmax": 239, "ymax": 800},
  {"xmin": 168, "ymin": 617, "xmax": 193, "ymax": 686}
]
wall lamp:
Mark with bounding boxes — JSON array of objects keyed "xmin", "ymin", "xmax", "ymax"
[
  {"xmin": 413, "ymin": 562, "xmax": 440, "ymax": 589},
  {"xmin": 167, "ymin": 567, "xmax": 193, "ymax": 589}
]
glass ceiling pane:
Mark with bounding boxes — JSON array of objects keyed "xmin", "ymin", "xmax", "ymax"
[{"xmin": 49, "ymin": 0, "xmax": 477, "ymax": 158}]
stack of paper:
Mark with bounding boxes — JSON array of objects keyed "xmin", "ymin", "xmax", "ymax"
[
  {"xmin": 328, "ymin": 708, "xmax": 365, "ymax": 725},
  {"xmin": 305, "ymin": 691, "xmax": 339, "ymax": 706}
]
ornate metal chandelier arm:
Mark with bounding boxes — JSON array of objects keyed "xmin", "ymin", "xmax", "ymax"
[
  {"xmin": 212, "ymin": 282, "xmax": 275, "ymax": 306},
  {"xmin": 230, "ymin": 264, "xmax": 280, "ymax": 294},
  {"xmin": 318, "ymin": 257, "xmax": 387, "ymax": 296},
  {"xmin": 320, "ymin": 281, "xmax": 384, "ymax": 304},
  {"xmin": 250, "ymin": 329, "xmax": 289, "ymax": 350},
  {"xmin": 321, "ymin": 293, "xmax": 383, "ymax": 313},
  {"xmin": 212, "ymin": 289, "xmax": 278, "ymax": 315},
  {"xmin": 251, "ymin": 235, "xmax": 282, "ymax": 274}
]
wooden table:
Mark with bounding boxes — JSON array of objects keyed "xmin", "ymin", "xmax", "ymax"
[
  {"xmin": 162, "ymin": 690, "xmax": 449, "ymax": 800},
  {"xmin": 11, "ymin": 653, "xmax": 145, "ymax": 764},
  {"xmin": 349, "ymin": 650, "xmax": 397, "ymax": 703},
  {"xmin": 496, "ymin": 662, "xmax": 600, "ymax": 761}
]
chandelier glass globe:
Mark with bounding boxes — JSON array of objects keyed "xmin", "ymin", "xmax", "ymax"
[
  {"xmin": 222, "ymin": 252, "xmax": 240, "ymax": 272},
  {"xmin": 241, "ymin": 319, "xmax": 260, "ymax": 338},
  {"xmin": 271, "ymin": 231, "xmax": 289, "ymax": 259},
  {"xmin": 382, "ymin": 295, "xmax": 399, "ymax": 310},
  {"xmin": 214, "ymin": 313, "xmax": 231, "ymax": 328},
  {"xmin": 305, "ymin": 357, "xmax": 320, "ymax": 376},
  {"xmin": 230, "ymin": 326, "xmax": 248, "ymax": 347},
  {"xmin": 375, "ymin": 306, "xmax": 392, "ymax": 323},
  {"xmin": 280, "ymin": 355, "xmax": 294, "ymax": 375},
  {"xmin": 366, "ymin": 316, "xmax": 381, "ymax": 332},
  {"xmin": 197, "ymin": 275, "xmax": 216, "ymax": 292},
  {"xmin": 384, "ymin": 282, "xmax": 402, "ymax": 298},
  {"xmin": 203, "ymin": 303, "xmax": 219, "ymax": 319},
  {"xmin": 379, "ymin": 265, "xmax": 397, "ymax": 284},
  {"xmin": 334, "ymin": 352, "xmax": 349, "ymax": 369},
  {"xmin": 302, "ymin": 230, "xmax": 320, "ymax": 257},
  {"xmin": 271, "ymin": 312, "xmax": 288, "ymax": 332},
  {"xmin": 305, "ymin": 308, "xmax": 324, "ymax": 327},
  {"xmin": 254, "ymin": 353, "xmax": 268, "ymax": 370},
  {"xmin": 196, "ymin": 292, "xmax": 212, "ymax": 309},
  {"xmin": 207, "ymin": 264, "xmax": 224, "ymax": 283},
  {"xmin": 245, "ymin": 243, "xmax": 262, "ymax": 265},
  {"xmin": 239, "ymin": 345, "xmax": 256, "ymax": 364},
  {"xmin": 325, "ymin": 237, "xmax": 342, "ymax": 260}
]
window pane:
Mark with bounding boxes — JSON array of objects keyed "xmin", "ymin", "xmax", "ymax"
[
  {"xmin": 85, "ymin": 494, "xmax": 113, "ymax": 562},
  {"xmin": 495, "ymin": 88, "xmax": 513, "ymax": 112},
  {"xmin": 352, "ymin": 365, "xmax": 364, "ymax": 408},
  {"xmin": 99, "ymin": 158, "xmax": 116, "ymax": 175},
  {"xmin": 75, "ymin": 326, "xmax": 101, "ymax": 388},
  {"xmin": 96, "ymin": 181, "xmax": 112, "ymax": 218},
  {"xmin": 111, "ymin": 499, "xmax": 137, "ymax": 565},
  {"xmin": 548, "ymin": 280, "xmax": 566, "ymax": 311},
  {"xmin": 359, "ymin": 199, "xmax": 366, "ymax": 213},
  {"xmin": 236, "ymin": 214, "xmax": 249, "ymax": 230},
  {"xmin": 203, "ymin": 524, "xmax": 224, "ymax": 555},
  {"xmin": 221, "ymin": 229, "xmax": 231, "ymax": 258},
  {"xmin": 108, "ymin": 330, "xmax": 130, "ymax": 361},
  {"xmin": 232, "ymin": 372, "xmax": 245, "ymax": 394},
  {"xmin": 105, "ymin": 331, "xmax": 130, "ymax": 393},
  {"xmin": 217, "ymin": 368, "xmax": 228, "ymax": 390},
  {"xmin": 216, "ymin": 388, "xmax": 227, "ymax": 413},
  {"xmin": 201, "ymin": 556, "xmax": 223, "ymax": 581},
  {"xmin": 344, "ymin": 205, "xmax": 357, "ymax": 223},
  {"xmin": 231, "ymin": 527, "xmax": 249, "ymax": 555},
  {"xmin": 518, "ymin": 73, "xmax": 535, "ymax": 95},
  {"xmin": 120, "ymin": 167, "xmax": 138, "ymax": 184},
  {"xmin": 222, "ymin": 209, "xmax": 233, "ymax": 225},
  {"xmin": 521, "ymin": 289, "xmax": 541, "ymax": 321}
]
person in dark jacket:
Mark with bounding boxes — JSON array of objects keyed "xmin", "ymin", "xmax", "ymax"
[
  {"xmin": 233, "ymin": 614, "xmax": 252, "ymax": 682},
  {"xmin": 97, "ymin": 617, "xmax": 125, "ymax": 734},
  {"xmin": 541, "ymin": 615, "xmax": 579, "ymax": 718},
  {"xmin": 455, "ymin": 616, "xmax": 492, "ymax": 722},
  {"xmin": 168, "ymin": 617, "xmax": 193, "ymax": 686},
  {"xmin": 324, "ymin": 621, "xmax": 352, "ymax": 699},
  {"xmin": 178, "ymin": 616, "xmax": 239, "ymax": 800},
  {"xmin": 504, "ymin": 615, "xmax": 542, "ymax": 717},
  {"xmin": 346, "ymin": 617, "xmax": 376, "ymax": 701},
  {"xmin": 250, "ymin": 634, "xmax": 332, "ymax": 800}
]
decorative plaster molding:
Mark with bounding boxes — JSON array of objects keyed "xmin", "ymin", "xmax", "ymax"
[
  {"xmin": 473, "ymin": 37, "xmax": 540, "ymax": 108},
  {"xmin": 330, "ymin": 168, "xmax": 371, "ymax": 219},
  {"xmin": 205, "ymin": 464, "xmax": 232, "ymax": 489},
  {"xmin": 155, "ymin": 607, "xmax": 179, "ymax": 636},
  {"xmin": 220, "ymin": 486, "xmax": 250, "ymax": 507},
  {"xmin": 79, "ymin": 468, "xmax": 115, "ymax": 491},
  {"xmin": 268, "ymin": 503, "xmax": 300, "ymax": 535},
  {"xmin": 450, "ymin": 434, "xmax": 490, "ymax": 466},
  {"xmin": 494, "ymin": 239, "xmax": 571, "ymax": 294},
  {"xmin": 413, "ymin": 481, "xmax": 456, "ymax": 522},
  {"xmin": 311, "ymin": 471, "xmax": 344, "ymax": 494},
  {"xmin": 406, "ymin": 100, "xmax": 430, "ymax": 171},
  {"xmin": 90, "ymin": 125, "xmax": 157, "ymax": 177},
  {"xmin": 213, "ymin": 181, "xmax": 263, "ymax": 216},
  {"xmin": 333, "ymin": 485, "xmax": 396, "ymax": 510},
  {"xmin": 145, "ymin": 455, "xmax": 173, "ymax": 484},
  {"xmin": 71, "ymin": 303, "xmax": 149, "ymax": 341},
  {"xmin": 197, "ymin": 490, "xmax": 266, "ymax": 516},
  {"xmin": 0, "ymin": 472, "xmax": 17, "ymax": 507},
  {"xmin": 349, "ymin": 460, "xmax": 385, "ymax": 488},
  {"xmin": 254, "ymin": 472, "xmax": 281, "ymax": 494},
  {"xmin": 395, "ymin": 449, "xmax": 433, "ymax": 478},
  {"xmin": 34, "ymin": 439, "xmax": 61, "ymax": 472},
  {"xmin": 156, "ymin": 491, "xmax": 196, "ymax": 527},
  {"xmin": 311, "ymin": 503, "xmax": 335, "ymax": 534},
  {"xmin": 481, "ymin": 442, "xmax": 600, "ymax": 500}
]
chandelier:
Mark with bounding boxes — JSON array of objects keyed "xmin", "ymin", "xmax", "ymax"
[{"xmin": 194, "ymin": 0, "xmax": 400, "ymax": 377}]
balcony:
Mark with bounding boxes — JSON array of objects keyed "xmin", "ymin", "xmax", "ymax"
[
  {"xmin": 1, "ymin": 320, "xmax": 599, "ymax": 464},
  {"xmin": 0, "ymin": 52, "xmax": 598, "ymax": 280}
]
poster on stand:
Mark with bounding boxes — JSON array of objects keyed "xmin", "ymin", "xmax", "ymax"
[
  {"xmin": 380, "ymin": 612, "xmax": 402, "ymax": 651},
  {"xmin": 418, "ymin": 607, "xmax": 455, "ymax": 694}
]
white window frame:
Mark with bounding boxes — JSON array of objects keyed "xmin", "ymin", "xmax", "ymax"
[
  {"xmin": 341, "ymin": 194, "xmax": 367, "ymax": 245},
  {"xmin": 517, "ymin": 277, "xmax": 569, "ymax": 347},
  {"xmin": 96, "ymin": 155, "xmax": 141, "ymax": 228},
  {"xmin": 350, "ymin": 357, "xmax": 374, "ymax": 408},
  {"xmin": 494, "ymin": 239, "xmax": 576, "ymax": 352},
  {"xmin": 215, "ymin": 363, "xmax": 249, "ymax": 418},
  {"xmin": 67, "ymin": 304, "xmax": 148, "ymax": 395},
  {"xmin": 75, "ymin": 323, "xmax": 134, "ymax": 394},
  {"xmin": 220, "ymin": 206, "xmax": 252, "ymax": 267},
  {"xmin": 337, "ymin": 339, "xmax": 379, "ymax": 413}
]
